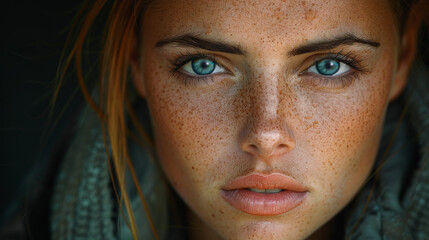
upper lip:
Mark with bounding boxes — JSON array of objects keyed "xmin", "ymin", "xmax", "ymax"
[{"xmin": 222, "ymin": 173, "xmax": 307, "ymax": 192}]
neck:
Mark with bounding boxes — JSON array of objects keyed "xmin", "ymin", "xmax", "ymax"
[
  {"xmin": 306, "ymin": 215, "xmax": 340, "ymax": 240},
  {"xmin": 187, "ymin": 208, "xmax": 223, "ymax": 240}
]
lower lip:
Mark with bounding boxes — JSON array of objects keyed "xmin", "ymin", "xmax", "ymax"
[{"xmin": 221, "ymin": 189, "xmax": 307, "ymax": 216}]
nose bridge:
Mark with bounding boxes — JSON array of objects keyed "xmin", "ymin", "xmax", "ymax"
[
  {"xmin": 253, "ymin": 71, "xmax": 280, "ymax": 119},
  {"xmin": 239, "ymin": 66, "xmax": 295, "ymax": 159}
]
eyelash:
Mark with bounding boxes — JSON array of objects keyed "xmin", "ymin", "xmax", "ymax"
[
  {"xmin": 299, "ymin": 51, "xmax": 366, "ymax": 89},
  {"xmin": 169, "ymin": 51, "xmax": 366, "ymax": 88},
  {"xmin": 169, "ymin": 52, "xmax": 224, "ymax": 86}
]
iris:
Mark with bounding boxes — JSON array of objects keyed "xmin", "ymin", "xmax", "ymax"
[
  {"xmin": 316, "ymin": 59, "xmax": 340, "ymax": 75},
  {"xmin": 192, "ymin": 59, "xmax": 216, "ymax": 75}
]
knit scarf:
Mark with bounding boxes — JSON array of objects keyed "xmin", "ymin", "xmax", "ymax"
[{"xmin": 50, "ymin": 99, "xmax": 168, "ymax": 240}]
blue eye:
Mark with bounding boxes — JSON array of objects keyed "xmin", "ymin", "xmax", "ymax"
[
  {"xmin": 308, "ymin": 58, "xmax": 351, "ymax": 76},
  {"xmin": 191, "ymin": 59, "xmax": 215, "ymax": 75},
  {"xmin": 181, "ymin": 58, "xmax": 227, "ymax": 76},
  {"xmin": 316, "ymin": 59, "xmax": 339, "ymax": 75}
]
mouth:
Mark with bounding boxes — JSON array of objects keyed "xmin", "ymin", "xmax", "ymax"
[
  {"xmin": 247, "ymin": 188, "xmax": 284, "ymax": 193},
  {"xmin": 221, "ymin": 173, "xmax": 308, "ymax": 216}
]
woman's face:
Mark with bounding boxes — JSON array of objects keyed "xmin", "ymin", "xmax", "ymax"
[{"xmin": 135, "ymin": 0, "xmax": 405, "ymax": 239}]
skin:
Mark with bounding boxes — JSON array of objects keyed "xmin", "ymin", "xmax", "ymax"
[{"xmin": 131, "ymin": 0, "xmax": 420, "ymax": 239}]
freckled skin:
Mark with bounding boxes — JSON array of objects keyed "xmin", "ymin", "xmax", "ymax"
[{"xmin": 133, "ymin": 0, "xmax": 406, "ymax": 239}]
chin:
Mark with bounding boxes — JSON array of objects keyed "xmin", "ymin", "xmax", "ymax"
[{"xmin": 224, "ymin": 220, "xmax": 307, "ymax": 240}]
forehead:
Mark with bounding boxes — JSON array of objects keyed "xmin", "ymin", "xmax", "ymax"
[{"xmin": 144, "ymin": 0, "xmax": 396, "ymax": 49}]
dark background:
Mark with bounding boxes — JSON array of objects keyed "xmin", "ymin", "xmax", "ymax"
[{"xmin": 1, "ymin": 1, "xmax": 84, "ymax": 222}]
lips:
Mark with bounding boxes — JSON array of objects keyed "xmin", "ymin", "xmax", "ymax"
[{"xmin": 221, "ymin": 173, "xmax": 307, "ymax": 216}]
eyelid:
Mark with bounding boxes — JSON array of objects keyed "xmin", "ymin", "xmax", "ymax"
[
  {"xmin": 171, "ymin": 52, "xmax": 232, "ymax": 74},
  {"xmin": 307, "ymin": 61, "xmax": 351, "ymax": 77},
  {"xmin": 168, "ymin": 51, "xmax": 236, "ymax": 86},
  {"xmin": 297, "ymin": 51, "xmax": 366, "ymax": 90},
  {"xmin": 181, "ymin": 58, "xmax": 228, "ymax": 76},
  {"xmin": 298, "ymin": 51, "xmax": 364, "ymax": 76}
]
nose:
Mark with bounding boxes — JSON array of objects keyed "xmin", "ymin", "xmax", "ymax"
[
  {"xmin": 240, "ymin": 118, "xmax": 296, "ymax": 159},
  {"xmin": 239, "ymin": 74, "xmax": 296, "ymax": 160}
]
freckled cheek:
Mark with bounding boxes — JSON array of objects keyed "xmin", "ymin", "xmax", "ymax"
[
  {"xmin": 144, "ymin": 73, "xmax": 237, "ymax": 190},
  {"xmin": 152, "ymin": 93, "xmax": 233, "ymax": 154},
  {"xmin": 304, "ymin": 74, "xmax": 392, "ymax": 208}
]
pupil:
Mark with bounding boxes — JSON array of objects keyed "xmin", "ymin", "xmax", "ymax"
[
  {"xmin": 324, "ymin": 61, "xmax": 334, "ymax": 69},
  {"xmin": 200, "ymin": 61, "xmax": 210, "ymax": 69}
]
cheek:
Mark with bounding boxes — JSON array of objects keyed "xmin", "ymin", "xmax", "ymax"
[
  {"xmin": 143, "ymin": 63, "xmax": 237, "ymax": 198},
  {"xmin": 300, "ymin": 66, "xmax": 393, "ymax": 211}
]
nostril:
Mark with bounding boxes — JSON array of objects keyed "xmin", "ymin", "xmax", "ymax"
[
  {"xmin": 275, "ymin": 144, "xmax": 289, "ymax": 155},
  {"xmin": 248, "ymin": 144, "xmax": 258, "ymax": 153},
  {"xmin": 243, "ymin": 142, "xmax": 291, "ymax": 158},
  {"xmin": 241, "ymin": 143, "xmax": 260, "ymax": 156},
  {"xmin": 278, "ymin": 144, "xmax": 287, "ymax": 149}
]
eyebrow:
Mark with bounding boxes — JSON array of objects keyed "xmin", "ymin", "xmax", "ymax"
[
  {"xmin": 288, "ymin": 33, "xmax": 380, "ymax": 56},
  {"xmin": 155, "ymin": 34, "xmax": 246, "ymax": 55},
  {"xmin": 155, "ymin": 33, "xmax": 380, "ymax": 56}
]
